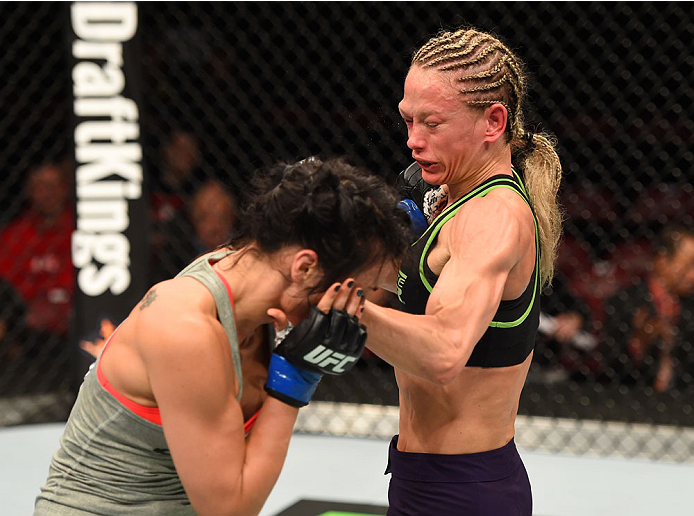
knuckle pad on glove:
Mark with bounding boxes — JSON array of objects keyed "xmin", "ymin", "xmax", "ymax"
[
  {"xmin": 272, "ymin": 306, "xmax": 368, "ymax": 375},
  {"xmin": 341, "ymin": 316, "xmax": 360, "ymax": 351},
  {"xmin": 326, "ymin": 308, "xmax": 348, "ymax": 345},
  {"xmin": 397, "ymin": 162, "xmax": 434, "ymax": 214},
  {"xmin": 275, "ymin": 306, "xmax": 328, "ymax": 363}
]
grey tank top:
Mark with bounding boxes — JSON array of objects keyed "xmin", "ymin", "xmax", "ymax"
[{"xmin": 34, "ymin": 250, "xmax": 241, "ymax": 515}]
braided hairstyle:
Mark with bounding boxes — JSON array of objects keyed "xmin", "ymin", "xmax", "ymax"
[
  {"xmin": 227, "ymin": 157, "xmax": 413, "ymax": 292},
  {"xmin": 412, "ymin": 28, "xmax": 563, "ymax": 286}
]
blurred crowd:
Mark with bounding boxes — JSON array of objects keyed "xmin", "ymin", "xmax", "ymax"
[
  {"xmin": 530, "ymin": 185, "xmax": 694, "ymax": 394},
  {"xmin": 0, "ymin": 131, "xmax": 238, "ymax": 395},
  {"xmin": 2, "ymin": 130, "xmax": 694, "ymax": 398}
]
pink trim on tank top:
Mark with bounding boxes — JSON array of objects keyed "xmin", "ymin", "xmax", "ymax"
[
  {"xmin": 213, "ymin": 266, "xmax": 260, "ymax": 433},
  {"xmin": 96, "ymin": 327, "xmax": 162, "ymax": 425},
  {"xmin": 97, "ymin": 265, "xmax": 260, "ymax": 433},
  {"xmin": 212, "ymin": 267, "xmax": 236, "ymax": 315}
]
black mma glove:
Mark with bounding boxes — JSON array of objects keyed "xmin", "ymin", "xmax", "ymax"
[
  {"xmin": 395, "ymin": 162, "xmax": 432, "ymax": 213},
  {"xmin": 396, "ymin": 162, "xmax": 448, "ymax": 231},
  {"xmin": 265, "ymin": 306, "xmax": 367, "ymax": 407},
  {"xmin": 275, "ymin": 306, "xmax": 367, "ymax": 375}
]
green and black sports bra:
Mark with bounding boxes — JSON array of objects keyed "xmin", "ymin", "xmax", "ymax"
[{"xmin": 395, "ymin": 170, "xmax": 540, "ymax": 368}]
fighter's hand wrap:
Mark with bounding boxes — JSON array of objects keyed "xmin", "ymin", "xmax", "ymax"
[{"xmin": 265, "ymin": 306, "xmax": 367, "ymax": 407}]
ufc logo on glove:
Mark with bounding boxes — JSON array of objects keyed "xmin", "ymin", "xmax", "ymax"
[
  {"xmin": 303, "ymin": 345, "xmax": 358, "ymax": 374},
  {"xmin": 265, "ymin": 306, "xmax": 367, "ymax": 407}
]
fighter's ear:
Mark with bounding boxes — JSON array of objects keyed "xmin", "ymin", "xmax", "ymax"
[
  {"xmin": 483, "ymin": 103, "xmax": 508, "ymax": 143},
  {"xmin": 289, "ymin": 249, "xmax": 320, "ymax": 287}
]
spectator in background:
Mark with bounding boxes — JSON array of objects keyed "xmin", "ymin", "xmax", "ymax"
[
  {"xmin": 153, "ymin": 180, "xmax": 237, "ymax": 284},
  {"xmin": 0, "ymin": 162, "xmax": 74, "ymax": 339},
  {"xmin": 529, "ymin": 271, "xmax": 598, "ymax": 384},
  {"xmin": 189, "ymin": 180, "xmax": 237, "ymax": 253},
  {"xmin": 0, "ymin": 162, "xmax": 75, "ymax": 393},
  {"xmin": 603, "ymin": 224, "xmax": 694, "ymax": 392},
  {"xmin": 150, "ymin": 130, "xmax": 205, "ymax": 225},
  {"xmin": 149, "ymin": 130, "xmax": 208, "ymax": 274}
]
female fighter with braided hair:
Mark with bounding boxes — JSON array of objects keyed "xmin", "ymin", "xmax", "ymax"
[
  {"xmin": 35, "ymin": 158, "xmax": 412, "ymax": 516},
  {"xmin": 362, "ymin": 28, "xmax": 563, "ymax": 515}
]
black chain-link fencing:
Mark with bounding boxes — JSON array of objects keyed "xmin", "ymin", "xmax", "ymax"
[
  {"xmin": 2, "ymin": 2, "xmax": 694, "ymax": 458},
  {"xmin": 1, "ymin": 2, "xmax": 76, "ymax": 423}
]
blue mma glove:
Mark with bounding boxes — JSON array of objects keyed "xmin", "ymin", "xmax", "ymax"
[
  {"xmin": 397, "ymin": 199, "xmax": 428, "ymax": 237},
  {"xmin": 396, "ymin": 162, "xmax": 432, "ymax": 237},
  {"xmin": 265, "ymin": 354, "xmax": 322, "ymax": 408},
  {"xmin": 396, "ymin": 162, "xmax": 448, "ymax": 230},
  {"xmin": 265, "ymin": 306, "xmax": 367, "ymax": 407}
]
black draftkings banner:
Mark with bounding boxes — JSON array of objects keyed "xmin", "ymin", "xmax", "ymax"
[{"xmin": 68, "ymin": 2, "xmax": 149, "ymax": 376}]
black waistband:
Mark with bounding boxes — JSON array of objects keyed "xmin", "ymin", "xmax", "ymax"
[{"xmin": 385, "ymin": 435, "xmax": 522, "ymax": 482}]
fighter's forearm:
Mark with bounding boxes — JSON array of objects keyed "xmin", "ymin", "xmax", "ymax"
[{"xmin": 225, "ymin": 398, "xmax": 298, "ymax": 516}]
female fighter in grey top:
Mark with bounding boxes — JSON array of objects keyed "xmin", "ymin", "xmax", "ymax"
[{"xmin": 34, "ymin": 158, "xmax": 411, "ymax": 516}]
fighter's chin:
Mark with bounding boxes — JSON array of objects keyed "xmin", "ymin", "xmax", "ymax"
[{"xmin": 419, "ymin": 164, "xmax": 445, "ymax": 184}]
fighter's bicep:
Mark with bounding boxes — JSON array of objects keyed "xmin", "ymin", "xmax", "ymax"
[
  {"xmin": 142, "ymin": 319, "xmax": 247, "ymax": 498},
  {"xmin": 426, "ymin": 252, "xmax": 509, "ymax": 331},
  {"xmin": 425, "ymin": 201, "xmax": 522, "ymax": 325}
]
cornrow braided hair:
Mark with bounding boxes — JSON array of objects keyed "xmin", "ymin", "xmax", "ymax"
[
  {"xmin": 412, "ymin": 28, "xmax": 563, "ymax": 286},
  {"xmin": 413, "ymin": 29, "xmax": 525, "ymax": 143}
]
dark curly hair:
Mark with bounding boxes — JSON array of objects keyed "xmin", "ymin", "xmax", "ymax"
[{"xmin": 226, "ymin": 157, "xmax": 412, "ymax": 292}]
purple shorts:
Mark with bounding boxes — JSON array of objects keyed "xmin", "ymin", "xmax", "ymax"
[{"xmin": 385, "ymin": 435, "xmax": 532, "ymax": 516}]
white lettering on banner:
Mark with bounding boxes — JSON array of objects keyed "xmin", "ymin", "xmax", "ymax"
[
  {"xmin": 74, "ymin": 120, "xmax": 139, "ymax": 146},
  {"xmin": 72, "ymin": 41, "xmax": 124, "ymax": 66},
  {"xmin": 71, "ymin": 2, "xmax": 137, "ymax": 41},
  {"xmin": 72, "ymin": 61, "xmax": 125, "ymax": 97},
  {"xmin": 77, "ymin": 180, "xmax": 141, "ymax": 200},
  {"xmin": 71, "ymin": 2, "xmax": 141, "ymax": 296},
  {"xmin": 72, "ymin": 233, "xmax": 130, "ymax": 296}
]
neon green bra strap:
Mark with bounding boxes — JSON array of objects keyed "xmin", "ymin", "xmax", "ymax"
[{"xmin": 417, "ymin": 176, "xmax": 540, "ymax": 328}]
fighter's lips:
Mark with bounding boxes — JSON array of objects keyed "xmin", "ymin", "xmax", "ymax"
[{"xmin": 416, "ymin": 159, "xmax": 437, "ymax": 170}]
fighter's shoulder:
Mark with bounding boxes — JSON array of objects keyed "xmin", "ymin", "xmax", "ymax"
[
  {"xmin": 452, "ymin": 190, "xmax": 525, "ymax": 240},
  {"xmin": 135, "ymin": 276, "xmax": 207, "ymax": 309},
  {"xmin": 132, "ymin": 277, "xmax": 220, "ymax": 342}
]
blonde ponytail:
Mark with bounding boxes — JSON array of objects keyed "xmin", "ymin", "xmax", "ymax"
[{"xmin": 519, "ymin": 132, "xmax": 563, "ymax": 286}]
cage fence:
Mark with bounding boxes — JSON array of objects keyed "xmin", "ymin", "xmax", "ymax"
[{"xmin": 1, "ymin": 1, "xmax": 694, "ymax": 462}]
